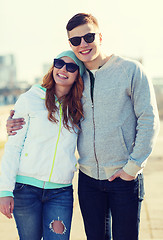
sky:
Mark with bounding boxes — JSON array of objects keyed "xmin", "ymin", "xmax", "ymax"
[{"xmin": 0, "ymin": 0, "xmax": 163, "ymax": 83}]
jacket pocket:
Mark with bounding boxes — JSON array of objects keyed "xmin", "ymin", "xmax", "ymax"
[
  {"xmin": 96, "ymin": 127, "xmax": 129, "ymax": 162},
  {"xmin": 118, "ymin": 126, "xmax": 129, "ymax": 154}
]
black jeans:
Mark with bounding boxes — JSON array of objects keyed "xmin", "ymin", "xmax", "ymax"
[{"xmin": 78, "ymin": 170, "xmax": 144, "ymax": 240}]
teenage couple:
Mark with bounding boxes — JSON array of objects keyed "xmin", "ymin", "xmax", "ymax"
[{"xmin": 0, "ymin": 13, "xmax": 160, "ymax": 240}]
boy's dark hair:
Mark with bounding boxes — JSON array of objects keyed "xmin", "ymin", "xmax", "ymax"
[{"xmin": 66, "ymin": 13, "xmax": 99, "ymax": 32}]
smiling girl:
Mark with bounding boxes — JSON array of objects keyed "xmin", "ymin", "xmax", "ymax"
[{"xmin": 0, "ymin": 50, "xmax": 85, "ymax": 240}]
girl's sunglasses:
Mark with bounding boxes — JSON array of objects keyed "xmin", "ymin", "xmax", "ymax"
[
  {"xmin": 54, "ymin": 58, "xmax": 79, "ymax": 73},
  {"xmin": 69, "ymin": 33, "xmax": 97, "ymax": 46}
]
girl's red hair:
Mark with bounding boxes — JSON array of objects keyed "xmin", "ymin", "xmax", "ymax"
[{"xmin": 42, "ymin": 65, "xmax": 84, "ymax": 132}]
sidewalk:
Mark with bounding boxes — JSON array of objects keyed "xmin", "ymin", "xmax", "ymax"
[{"xmin": 0, "ymin": 105, "xmax": 163, "ymax": 239}]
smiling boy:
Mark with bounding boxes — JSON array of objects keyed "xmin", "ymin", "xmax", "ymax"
[{"xmin": 66, "ymin": 13, "xmax": 160, "ymax": 240}]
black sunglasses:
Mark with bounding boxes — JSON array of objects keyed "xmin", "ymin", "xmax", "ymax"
[
  {"xmin": 54, "ymin": 58, "xmax": 79, "ymax": 73},
  {"xmin": 69, "ymin": 33, "xmax": 97, "ymax": 46}
]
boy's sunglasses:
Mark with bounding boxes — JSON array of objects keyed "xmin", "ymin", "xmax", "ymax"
[
  {"xmin": 54, "ymin": 59, "xmax": 79, "ymax": 73},
  {"xmin": 69, "ymin": 33, "xmax": 97, "ymax": 46}
]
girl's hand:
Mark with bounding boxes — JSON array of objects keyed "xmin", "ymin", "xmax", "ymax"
[{"xmin": 0, "ymin": 197, "xmax": 14, "ymax": 219}]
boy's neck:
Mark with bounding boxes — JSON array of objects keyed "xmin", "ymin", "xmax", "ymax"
[{"xmin": 84, "ymin": 52, "xmax": 113, "ymax": 70}]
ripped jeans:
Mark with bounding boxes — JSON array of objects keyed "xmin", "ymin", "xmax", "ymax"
[
  {"xmin": 13, "ymin": 183, "xmax": 73, "ymax": 240},
  {"xmin": 78, "ymin": 171, "xmax": 144, "ymax": 240}
]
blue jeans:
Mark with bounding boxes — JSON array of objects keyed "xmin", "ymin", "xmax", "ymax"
[
  {"xmin": 13, "ymin": 183, "xmax": 73, "ymax": 240},
  {"xmin": 78, "ymin": 170, "xmax": 144, "ymax": 240}
]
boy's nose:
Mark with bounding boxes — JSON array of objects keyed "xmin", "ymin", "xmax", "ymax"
[{"xmin": 80, "ymin": 37, "xmax": 89, "ymax": 47}]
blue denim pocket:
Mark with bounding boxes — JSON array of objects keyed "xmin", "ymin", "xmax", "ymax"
[
  {"xmin": 117, "ymin": 174, "xmax": 145, "ymax": 201},
  {"xmin": 14, "ymin": 183, "xmax": 26, "ymax": 193}
]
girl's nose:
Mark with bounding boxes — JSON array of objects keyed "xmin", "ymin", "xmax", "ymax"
[{"xmin": 60, "ymin": 64, "xmax": 67, "ymax": 71}]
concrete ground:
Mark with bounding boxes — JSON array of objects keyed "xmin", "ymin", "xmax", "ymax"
[{"xmin": 0, "ymin": 106, "xmax": 163, "ymax": 239}]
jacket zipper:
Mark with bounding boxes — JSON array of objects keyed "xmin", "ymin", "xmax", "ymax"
[
  {"xmin": 91, "ymin": 102, "xmax": 99, "ymax": 179},
  {"xmin": 49, "ymin": 103, "xmax": 62, "ymax": 182},
  {"xmin": 89, "ymin": 70, "xmax": 99, "ymax": 179}
]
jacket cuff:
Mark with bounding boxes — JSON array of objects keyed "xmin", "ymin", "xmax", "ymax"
[
  {"xmin": 0, "ymin": 191, "xmax": 14, "ymax": 197},
  {"xmin": 123, "ymin": 160, "xmax": 143, "ymax": 177}
]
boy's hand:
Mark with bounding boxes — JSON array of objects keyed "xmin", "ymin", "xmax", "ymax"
[
  {"xmin": 108, "ymin": 169, "xmax": 135, "ymax": 182},
  {"xmin": 6, "ymin": 110, "xmax": 25, "ymax": 136}
]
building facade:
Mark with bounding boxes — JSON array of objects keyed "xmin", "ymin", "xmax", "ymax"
[{"xmin": 0, "ymin": 54, "xmax": 17, "ymax": 89}]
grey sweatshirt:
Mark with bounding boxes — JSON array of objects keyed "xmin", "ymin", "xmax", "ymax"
[{"xmin": 77, "ymin": 55, "xmax": 160, "ymax": 180}]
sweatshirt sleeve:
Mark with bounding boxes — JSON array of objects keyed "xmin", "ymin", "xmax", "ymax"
[
  {"xmin": 0, "ymin": 94, "xmax": 30, "ymax": 193},
  {"xmin": 123, "ymin": 63, "xmax": 160, "ymax": 176}
]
